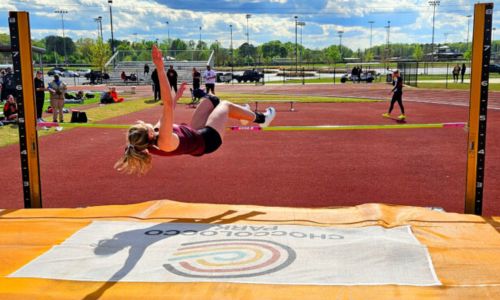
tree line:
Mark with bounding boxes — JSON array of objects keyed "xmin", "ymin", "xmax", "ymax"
[{"xmin": 1, "ymin": 33, "xmax": 499, "ymax": 69}]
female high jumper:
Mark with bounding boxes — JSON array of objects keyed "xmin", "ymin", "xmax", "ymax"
[{"xmin": 115, "ymin": 46, "xmax": 276, "ymax": 175}]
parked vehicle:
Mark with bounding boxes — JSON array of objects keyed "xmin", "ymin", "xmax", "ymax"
[
  {"xmin": 47, "ymin": 67, "xmax": 65, "ymax": 76},
  {"xmin": 232, "ymin": 70, "xmax": 264, "ymax": 83},
  {"xmin": 340, "ymin": 71, "xmax": 375, "ymax": 83},
  {"xmin": 488, "ymin": 64, "xmax": 500, "ymax": 73},
  {"xmin": 216, "ymin": 72, "xmax": 233, "ymax": 83},
  {"xmin": 62, "ymin": 70, "xmax": 80, "ymax": 77},
  {"xmin": 84, "ymin": 70, "xmax": 110, "ymax": 84}
]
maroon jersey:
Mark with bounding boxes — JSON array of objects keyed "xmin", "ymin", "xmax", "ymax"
[{"xmin": 148, "ymin": 124, "xmax": 205, "ymax": 157}]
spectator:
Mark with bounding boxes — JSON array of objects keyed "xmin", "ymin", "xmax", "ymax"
[
  {"xmin": 89, "ymin": 69, "xmax": 96, "ymax": 85},
  {"xmin": 461, "ymin": 63, "xmax": 467, "ymax": 83},
  {"xmin": 192, "ymin": 67, "xmax": 201, "ymax": 90},
  {"xmin": 0, "ymin": 69, "xmax": 4, "ymax": 102},
  {"xmin": 151, "ymin": 68, "xmax": 160, "ymax": 101},
  {"xmin": 110, "ymin": 87, "xmax": 124, "ymax": 103},
  {"xmin": 47, "ymin": 74, "xmax": 67, "ymax": 123},
  {"xmin": 167, "ymin": 65, "xmax": 178, "ymax": 92},
  {"xmin": 351, "ymin": 66, "xmax": 357, "ymax": 83},
  {"xmin": 203, "ymin": 65, "xmax": 216, "ymax": 94},
  {"xmin": 34, "ymin": 70, "xmax": 46, "ymax": 122},
  {"xmin": 100, "ymin": 89, "xmax": 113, "ymax": 104},
  {"xmin": 144, "ymin": 64, "xmax": 150, "ymax": 77},
  {"xmin": 121, "ymin": 71, "xmax": 127, "ymax": 82},
  {"xmin": 1, "ymin": 68, "xmax": 16, "ymax": 101},
  {"xmin": 3, "ymin": 94, "xmax": 18, "ymax": 120},
  {"xmin": 452, "ymin": 64, "xmax": 460, "ymax": 83}
]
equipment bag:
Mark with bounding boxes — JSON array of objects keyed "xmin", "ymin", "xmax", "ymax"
[{"xmin": 70, "ymin": 110, "xmax": 88, "ymax": 123}]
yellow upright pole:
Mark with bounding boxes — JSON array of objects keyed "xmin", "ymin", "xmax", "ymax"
[
  {"xmin": 8, "ymin": 12, "xmax": 42, "ymax": 208},
  {"xmin": 465, "ymin": 3, "xmax": 493, "ymax": 215}
]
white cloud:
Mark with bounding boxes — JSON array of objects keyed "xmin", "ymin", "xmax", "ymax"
[{"xmin": 0, "ymin": 0, "xmax": 490, "ymax": 50}]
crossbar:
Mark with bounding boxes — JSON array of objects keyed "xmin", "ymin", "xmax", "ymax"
[{"xmin": 38, "ymin": 122, "xmax": 467, "ymax": 131}]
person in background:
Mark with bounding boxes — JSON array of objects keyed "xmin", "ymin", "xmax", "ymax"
[
  {"xmin": 167, "ymin": 65, "xmax": 178, "ymax": 93},
  {"xmin": 1, "ymin": 68, "xmax": 16, "ymax": 101},
  {"xmin": 151, "ymin": 68, "xmax": 160, "ymax": 101},
  {"xmin": 192, "ymin": 67, "xmax": 201, "ymax": 90},
  {"xmin": 34, "ymin": 71, "xmax": 46, "ymax": 122},
  {"xmin": 461, "ymin": 63, "xmax": 467, "ymax": 83},
  {"xmin": 382, "ymin": 69, "xmax": 405, "ymax": 120},
  {"xmin": 3, "ymin": 94, "xmax": 18, "ymax": 121},
  {"xmin": 110, "ymin": 87, "xmax": 124, "ymax": 103},
  {"xmin": 47, "ymin": 74, "xmax": 67, "ymax": 123},
  {"xmin": 203, "ymin": 65, "xmax": 216, "ymax": 94},
  {"xmin": 144, "ymin": 63, "xmax": 150, "ymax": 77},
  {"xmin": 452, "ymin": 64, "xmax": 461, "ymax": 83}
]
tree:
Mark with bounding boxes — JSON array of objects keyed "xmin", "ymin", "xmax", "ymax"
[
  {"xmin": 364, "ymin": 51, "xmax": 374, "ymax": 62},
  {"xmin": 412, "ymin": 44, "xmax": 423, "ymax": 61},
  {"xmin": 323, "ymin": 45, "xmax": 341, "ymax": 64},
  {"xmin": 90, "ymin": 38, "xmax": 111, "ymax": 72},
  {"xmin": 45, "ymin": 35, "xmax": 75, "ymax": 57}
]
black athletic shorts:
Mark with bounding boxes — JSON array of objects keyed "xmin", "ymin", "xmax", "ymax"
[
  {"xmin": 206, "ymin": 95, "xmax": 220, "ymax": 107},
  {"xmin": 198, "ymin": 126, "xmax": 222, "ymax": 154}
]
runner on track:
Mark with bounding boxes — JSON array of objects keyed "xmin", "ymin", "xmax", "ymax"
[{"xmin": 115, "ymin": 45, "xmax": 276, "ymax": 175}]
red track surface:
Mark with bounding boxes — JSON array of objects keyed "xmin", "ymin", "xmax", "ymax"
[{"xmin": 1, "ymin": 84, "xmax": 499, "ymax": 215}]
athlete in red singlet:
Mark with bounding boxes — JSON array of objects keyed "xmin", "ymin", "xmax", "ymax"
[{"xmin": 114, "ymin": 45, "xmax": 276, "ymax": 175}]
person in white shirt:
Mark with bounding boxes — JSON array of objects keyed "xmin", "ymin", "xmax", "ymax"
[{"xmin": 202, "ymin": 65, "xmax": 216, "ymax": 94}]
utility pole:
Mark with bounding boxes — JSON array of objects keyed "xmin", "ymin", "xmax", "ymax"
[
  {"xmin": 54, "ymin": 10, "xmax": 68, "ymax": 65},
  {"xmin": 429, "ymin": 0, "xmax": 440, "ymax": 61}
]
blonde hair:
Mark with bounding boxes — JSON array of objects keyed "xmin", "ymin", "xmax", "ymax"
[{"xmin": 114, "ymin": 121, "xmax": 153, "ymax": 175}]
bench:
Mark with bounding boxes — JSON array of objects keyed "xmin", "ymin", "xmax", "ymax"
[{"xmin": 252, "ymin": 100, "xmax": 297, "ymax": 112}]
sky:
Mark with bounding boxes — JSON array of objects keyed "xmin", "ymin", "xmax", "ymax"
[{"xmin": 0, "ymin": 0, "xmax": 499, "ymax": 50}]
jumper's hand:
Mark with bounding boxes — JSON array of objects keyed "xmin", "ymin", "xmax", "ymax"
[
  {"xmin": 152, "ymin": 45, "xmax": 164, "ymax": 67},
  {"xmin": 178, "ymin": 82, "xmax": 188, "ymax": 96}
]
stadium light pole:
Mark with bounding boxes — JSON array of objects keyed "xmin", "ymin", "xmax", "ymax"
[
  {"xmin": 466, "ymin": 14, "xmax": 472, "ymax": 50},
  {"xmin": 443, "ymin": 32, "xmax": 450, "ymax": 44},
  {"xmin": 298, "ymin": 21, "xmax": 305, "ymax": 68},
  {"xmin": 108, "ymin": 0, "xmax": 115, "ymax": 55},
  {"xmin": 294, "ymin": 16, "xmax": 298, "ymax": 73},
  {"xmin": 94, "ymin": 16, "xmax": 103, "ymax": 40},
  {"xmin": 199, "ymin": 26, "xmax": 202, "ymax": 49},
  {"xmin": 165, "ymin": 21, "xmax": 170, "ymax": 56},
  {"xmin": 230, "ymin": 24, "xmax": 234, "ymax": 74},
  {"xmin": 385, "ymin": 20, "xmax": 391, "ymax": 59},
  {"xmin": 368, "ymin": 21, "xmax": 374, "ymax": 49},
  {"xmin": 54, "ymin": 10, "xmax": 68, "ymax": 65},
  {"xmin": 337, "ymin": 30, "xmax": 344, "ymax": 60},
  {"xmin": 165, "ymin": 21, "xmax": 170, "ymax": 41},
  {"xmin": 246, "ymin": 14, "xmax": 251, "ymax": 65},
  {"xmin": 429, "ymin": 0, "xmax": 440, "ymax": 61}
]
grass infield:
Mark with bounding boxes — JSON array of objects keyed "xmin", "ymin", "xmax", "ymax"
[{"xmin": 0, "ymin": 94, "xmax": 379, "ymax": 148}]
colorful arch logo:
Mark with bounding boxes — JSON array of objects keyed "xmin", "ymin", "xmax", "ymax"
[{"xmin": 164, "ymin": 239, "xmax": 296, "ymax": 278}]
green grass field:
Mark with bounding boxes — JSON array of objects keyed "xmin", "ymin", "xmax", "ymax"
[{"xmin": 0, "ymin": 94, "xmax": 378, "ymax": 148}]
